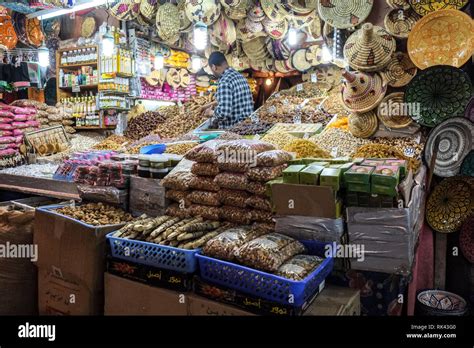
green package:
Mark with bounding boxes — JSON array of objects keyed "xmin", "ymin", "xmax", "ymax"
[
  {"xmin": 347, "ymin": 182, "xmax": 371, "ymax": 193},
  {"xmin": 266, "ymin": 177, "xmax": 284, "ymax": 198},
  {"xmin": 371, "ymin": 183, "xmax": 398, "ymax": 197},
  {"xmin": 320, "ymin": 168, "xmax": 341, "ymax": 191},
  {"xmin": 362, "ymin": 159, "xmax": 386, "ymax": 167},
  {"xmin": 299, "ymin": 165, "xmax": 325, "ymax": 185},
  {"xmin": 302, "ymin": 159, "xmax": 330, "ymax": 166},
  {"xmin": 371, "ymin": 165, "xmax": 400, "ymax": 187},
  {"xmin": 283, "ymin": 165, "xmax": 306, "ymax": 184},
  {"xmin": 344, "ymin": 165, "xmax": 375, "ymax": 184},
  {"xmin": 383, "ymin": 159, "xmax": 407, "ymax": 177}
]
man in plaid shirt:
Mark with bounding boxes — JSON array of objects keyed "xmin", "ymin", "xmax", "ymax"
[{"xmin": 205, "ymin": 52, "xmax": 254, "ymax": 129}]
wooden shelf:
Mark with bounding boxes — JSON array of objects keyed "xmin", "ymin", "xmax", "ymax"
[
  {"xmin": 59, "ymin": 62, "xmax": 98, "ymax": 69},
  {"xmin": 58, "ymin": 45, "xmax": 98, "ymax": 53},
  {"xmin": 59, "ymin": 84, "xmax": 98, "ymax": 90}
]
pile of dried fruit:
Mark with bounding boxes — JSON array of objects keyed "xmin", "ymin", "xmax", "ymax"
[
  {"xmin": 165, "ymin": 142, "xmax": 199, "ymax": 155},
  {"xmin": 312, "ymin": 128, "xmax": 371, "ymax": 157},
  {"xmin": 55, "ymin": 203, "xmax": 133, "ymax": 226},
  {"xmin": 283, "ymin": 139, "xmax": 331, "ymax": 159},
  {"xmin": 227, "ymin": 119, "xmax": 274, "ymax": 135},
  {"xmin": 92, "ymin": 135, "xmax": 130, "ymax": 150},
  {"xmin": 352, "ymin": 144, "xmax": 421, "ymax": 172},
  {"xmin": 124, "ymin": 111, "xmax": 168, "ymax": 140}
]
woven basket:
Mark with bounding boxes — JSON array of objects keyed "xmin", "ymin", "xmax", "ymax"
[
  {"xmin": 248, "ymin": 3, "xmax": 265, "ymax": 22},
  {"xmin": 384, "ymin": 8, "xmax": 419, "ymax": 38},
  {"xmin": 341, "ymin": 70, "xmax": 388, "ymax": 113},
  {"xmin": 156, "ymin": 3, "xmax": 180, "ymax": 44},
  {"xmin": 305, "ymin": 45, "xmax": 323, "ymax": 67},
  {"xmin": 140, "ymin": 0, "xmax": 158, "ymax": 22},
  {"xmin": 220, "ymin": 0, "xmax": 241, "ymax": 8},
  {"xmin": 349, "ymin": 111, "xmax": 378, "ymax": 138},
  {"xmin": 292, "ymin": 48, "xmax": 312, "ymax": 72},
  {"xmin": 381, "ymin": 52, "xmax": 417, "ymax": 88},
  {"xmin": 261, "ymin": 0, "xmax": 286, "ymax": 22},
  {"xmin": 318, "ymin": 0, "xmax": 374, "ymax": 29},
  {"xmin": 177, "ymin": 0, "xmax": 191, "ymax": 31},
  {"xmin": 225, "ymin": 0, "xmax": 249, "ymax": 20},
  {"xmin": 344, "ymin": 23, "xmax": 396, "ymax": 72},
  {"xmin": 308, "ymin": 15, "xmax": 322, "ymax": 39},
  {"xmin": 81, "ymin": 17, "xmax": 96, "ymax": 38},
  {"xmin": 185, "ymin": 0, "xmax": 221, "ymax": 26},
  {"xmin": 263, "ymin": 17, "xmax": 288, "ymax": 40},
  {"xmin": 109, "ymin": 0, "xmax": 141, "ymax": 21},
  {"xmin": 376, "ymin": 92, "xmax": 413, "ymax": 129},
  {"xmin": 386, "ymin": 0, "xmax": 410, "ymax": 9}
]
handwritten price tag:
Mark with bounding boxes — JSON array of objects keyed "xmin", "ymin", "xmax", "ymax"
[
  {"xmin": 72, "ymin": 86, "xmax": 81, "ymax": 93},
  {"xmin": 311, "ymin": 74, "xmax": 317, "ymax": 83},
  {"xmin": 297, "ymin": 84, "xmax": 303, "ymax": 92}
]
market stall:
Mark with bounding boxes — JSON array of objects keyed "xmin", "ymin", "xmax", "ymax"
[{"xmin": 0, "ymin": 0, "xmax": 472, "ymax": 319}]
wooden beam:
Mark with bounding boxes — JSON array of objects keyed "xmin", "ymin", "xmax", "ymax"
[{"xmin": 0, "ymin": 174, "xmax": 79, "ymax": 200}]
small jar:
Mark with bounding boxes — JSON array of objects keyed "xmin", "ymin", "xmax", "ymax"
[
  {"xmin": 150, "ymin": 166, "xmax": 168, "ymax": 179},
  {"xmin": 138, "ymin": 165, "xmax": 150, "ymax": 178}
]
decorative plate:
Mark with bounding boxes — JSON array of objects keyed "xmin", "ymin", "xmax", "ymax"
[
  {"xmin": 460, "ymin": 215, "xmax": 474, "ymax": 263},
  {"xmin": 377, "ymin": 92, "xmax": 413, "ymax": 129},
  {"xmin": 404, "ymin": 66, "xmax": 473, "ymax": 127},
  {"xmin": 408, "ymin": 9, "xmax": 474, "ymax": 69},
  {"xmin": 166, "ymin": 68, "xmax": 181, "ymax": 89},
  {"xmin": 109, "ymin": 0, "xmax": 141, "ymax": 21},
  {"xmin": 409, "ymin": 0, "xmax": 468, "ymax": 16},
  {"xmin": 140, "ymin": 0, "xmax": 159, "ymax": 22},
  {"xmin": 348, "ymin": 111, "xmax": 378, "ymax": 138},
  {"xmin": 424, "ymin": 117, "xmax": 473, "ymax": 177},
  {"xmin": 212, "ymin": 13, "xmax": 236, "ymax": 46},
  {"xmin": 305, "ymin": 45, "xmax": 323, "ymax": 66},
  {"xmin": 461, "ymin": 151, "xmax": 474, "ymax": 177},
  {"xmin": 81, "ymin": 17, "xmax": 96, "ymax": 38},
  {"xmin": 145, "ymin": 69, "xmax": 161, "ymax": 86},
  {"xmin": 179, "ymin": 69, "xmax": 191, "ymax": 88},
  {"xmin": 25, "ymin": 17, "xmax": 44, "ymax": 47},
  {"xmin": 185, "ymin": 0, "xmax": 221, "ymax": 26},
  {"xmin": 386, "ymin": 0, "xmax": 410, "ymax": 9},
  {"xmin": 381, "ymin": 52, "xmax": 417, "ymax": 88},
  {"xmin": 260, "ymin": 0, "xmax": 286, "ymax": 22},
  {"xmin": 292, "ymin": 48, "xmax": 313, "ymax": 72},
  {"xmin": 262, "ymin": 18, "xmax": 288, "ymax": 40},
  {"xmin": 308, "ymin": 15, "xmax": 322, "ymax": 39},
  {"xmin": 384, "ymin": 8, "xmax": 420, "ymax": 38},
  {"xmin": 318, "ymin": 0, "xmax": 374, "ymax": 29},
  {"xmin": 426, "ymin": 176, "xmax": 473, "ymax": 233},
  {"xmin": 417, "ymin": 290, "xmax": 468, "ymax": 314},
  {"xmin": 465, "ymin": 97, "xmax": 474, "ymax": 123}
]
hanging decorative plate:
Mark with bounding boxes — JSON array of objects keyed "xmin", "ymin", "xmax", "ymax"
[
  {"xmin": 25, "ymin": 17, "xmax": 44, "ymax": 47},
  {"xmin": 145, "ymin": 69, "xmax": 161, "ymax": 86},
  {"xmin": 461, "ymin": 151, "xmax": 474, "ymax": 177},
  {"xmin": 404, "ymin": 66, "xmax": 473, "ymax": 127},
  {"xmin": 348, "ymin": 111, "xmax": 378, "ymax": 138},
  {"xmin": 386, "ymin": 0, "xmax": 410, "ymax": 9},
  {"xmin": 424, "ymin": 117, "xmax": 473, "ymax": 177},
  {"xmin": 0, "ymin": 8, "xmax": 17, "ymax": 50},
  {"xmin": 109, "ymin": 0, "xmax": 141, "ymax": 21},
  {"xmin": 139, "ymin": 0, "xmax": 158, "ymax": 22},
  {"xmin": 465, "ymin": 97, "xmax": 474, "ymax": 123},
  {"xmin": 426, "ymin": 176, "xmax": 473, "ymax": 233},
  {"xmin": 384, "ymin": 8, "xmax": 420, "ymax": 38},
  {"xmin": 248, "ymin": 3, "xmax": 265, "ymax": 22},
  {"xmin": 377, "ymin": 92, "xmax": 413, "ymax": 129},
  {"xmin": 287, "ymin": 10, "xmax": 317, "ymax": 29},
  {"xmin": 260, "ymin": 0, "xmax": 286, "ymax": 22},
  {"xmin": 211, "ymin": 13, "xmax": 236, "ymax": 47},
  {"xmin": 308, "ymin": 15, "xmax": 322, "ymax": 39},
  {"xmin": 344, "ymin": 23, "xmax": 396, "ymax": 72},
  {"xmin": 275, "ymin": 59, "xmax": 291, "ymax": 73},
  {"xmin": 236, "ymin": 20, "xmax": 267, "ymax": 42},
  {"xmin": 305, "ymin": 45, "xmax": 323, "ymax": 66},
  {"xmin": 460, "ymin": 216, "xmax": 474, "ymax": 263},
  {"xmin": 220, "ymin": 0, "xmax": 241, "ymax": 8},
  {"xmin": 42, "ymin": 17, "xmax": 61, "ymax": 38},
  {"xmin": 416, "ymin": 289, "xmax": 468, "ymax": 315},
  {"xmin": 166, "ymin": 68, "xmax": 181, "ymax": 89},
  {"xmin": 156, "ymin": 2, "xmax": 181, "ymax": 44},
  {"xmin": 179, "ymin": 69, "xmax": 191, "ymax": 88},
  {"xmin": 185, "ymin": 0, "xmax": 221, "ymax": 26},
  {"xmin": 262, "ymin": 18, "xmax": 288, "ymax": 40},
  {"xmin": 409, "ymin": 0, "xmax": 468, "ymax": 16},
  {"xmin": 318, "ymin": 0, "xmax": 374, "ymax": 29},
  {"xmin": 245, "ymin": 17, "xmax": 263, "ymax": 33},
  {"xmin": 177, "ymin": 0, "xmax": 192, "ymax": 31},
  {"xmin": 81, "ymin": 17, "xmax": 96, "ymax": 39},
  {"xmin": 341, "ymin": 70, "xmax": 388, "ymax": 113},
  {"xmin": 408, "ymin": 9, "xmax": 474, "ymax": 69},
  {"xmin": 381, "ymin": 52, "xmax": 417, "ymax": 88},
  {"xmin": 291, "ymin": 48, "xmax": 313, "ymax": 72}
]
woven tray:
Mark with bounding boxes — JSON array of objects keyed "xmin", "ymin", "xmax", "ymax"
[{"xmin": 24, "ymin": 126, "xmax": 70, "ymax": 156}]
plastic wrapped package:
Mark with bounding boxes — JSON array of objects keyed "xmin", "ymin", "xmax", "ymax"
[
  {"xmin": 0, "ymin": 124, "xmax": 13, "ymax": 130},
  {"xmin": 246, "ymin": 195, "xmax": 272, "ymax": 212},
  {"xmin": 219, "ymin": 205, "xmax": 252, "ymax": 224},
  {"xmin": 0, "ymin": 110, "xmax": 14, "ymax": 118},
  {"xmin": 165, "ymin": 190, "xmax": 191, "ymax": 206},
  {"xmin": 276, "ymin": 255, "xmax": 324, "ymax": 281},
  {"xmin": 162, "ymin": 168, "xmax": 195, "ymax": 191},
  {"xmin": 215, "ymin": 139, "xmax": 275, "ymax": 154},
  {"xmin": 275, "ymin": 215, "xmax": 345, "ymax": 242},
  {"xmin": 191, "ymin": 162, "xmax": 220, "ymax": 176},
  {"xmin": 214, "ymin": 172, "xmax": 248, "ymax": 190},
  {"xmin": 247, "ymin": 165, "xmax": 286, "ymax": 182},
  {"xmin": 0, "ymin": 136, "xmax": 16, "ymax": 144},
  {"xmin": 166, "ymin": 203, "xmax": 192, "ymax": 218},
  {"xmin": 189, "ymin": 176, "xmax": 220, "ymax": 192},
  {"xmin": 247, "ymin": 181, "xmax": 267, "ymax": 195},
  {"xmin": 235, "ymin": 233, "xmax": 306, "ymax": 272},
  {"xmin": 216, "ymin": 161, "xmax": 250, "ymax": 173},
  {"xmin": 185, "ymin": 140, "xmax": 223, "ymax": 163},
  {"xmin": 187, "ymin": 190, "xmax": 220, "ymax": 207},
  {"xmin": 0, "ymin": 117, "xmax": 12, "ymax": 123},
  {"xmin": 77, "ymin": 185, "xmax": 128, "ymax": 205},
  {"xmin": 202, "ymin": 226, "xmax": 266, "ymax": 261},
  {"xmin": 250, "ymin": 209, "xmax": 273, "ymax": 223},
  {"xmin": 189, "ymin": 204, "xmax": 220, "ymax": 221},
  {"xmin": 0, "ymin": 131, "xmax": 13, "ymax": 137},
  {"xmin": 218, "ymin": 189, "xmax": 249, "ymax": 208},
  {"xmin": 256, "ymin": 150, "xmax": 293, "ymax": 167}
]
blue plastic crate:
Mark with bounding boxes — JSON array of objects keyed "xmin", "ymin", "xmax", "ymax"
[
  {"xmin": 196, "ymin": 241, "xmax": 334, "ymax": 306},
  {"xmin": 106, "ymin": 232, "xmax": 199, "ymax": 273}
]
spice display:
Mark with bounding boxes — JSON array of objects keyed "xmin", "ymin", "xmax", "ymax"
[
  {"xmin": 312, "ymin": 128, "xmax": 371, "ymax": 157},
  {"xmin": 235, "ymin": 233, "xmax": 306, "ymax": 272},
  {"xmin": 228, "ymin": 119, "xmax": 273, "ymax": 135},
  {"xmin": 124, "ymin": 111, "xmax": 167, "ymax": 140},
  {"xmin": 55, "ymin": 203, "xmax": 133, "ymax": 226},
  {"xmin": 276, "ymin": 255, "xmax": 324, "ymax": 281},
  {"xmin": 327, "ymin": 117, "xmax": 349, "ymax": 130},
  {"xmin": 92, "ymin": 135, "xmax": 129, "ymax": 151},
  {"xmin": 283, "ymin": 139, "xmax": 331, "ymax": 159}
]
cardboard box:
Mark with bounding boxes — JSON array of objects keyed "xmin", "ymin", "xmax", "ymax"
[
  {"xmin": 271, "ymin": 183, "xmax": 337, "ymax": 218},
  {"xmin": 34, "ymin": 206, "xmax": 124, "ymax": 315},
  {"xmin": 384, "ymin": 159, "xmax": 407, "ymax": 177},
  {"xmin": 106, "ymin": 258, "xmax": 193, "ymax": 292},
  {"xmin": 362, "ymin": 159, "xmax": 385, "ymax": 167},
  {"xmin": 283, "ymin": 165, "xmax": 306, "ymax": 184},
  {"xmin": 304, "ymin": 285, "xmax": 360, "ymax": 316},
  {"xmin": 104, "ymin": 273, "xmax": 188, "ymax": 315},
  {"xmin": 187, "ymin": 295, "xmax": 255, "ymax": 316},
  {"xmin": 129, "ymin": 175, "xmax": 168, "ymax": 217},
  {"xmin": 371, "ymin": 183, "xmax": 398, "ymax": 197}
]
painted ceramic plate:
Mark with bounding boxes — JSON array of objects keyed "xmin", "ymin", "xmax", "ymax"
[
  {"xmin": 409, "ymin": 0, "xmax": 468, "ymax": 16},
  {"xmin": 408, "ymin": 9, "xmax": 474, "ymax": 69},
  {"xmin": 404, "ymin": 66, "xmax": 473, "ymax": 127}
]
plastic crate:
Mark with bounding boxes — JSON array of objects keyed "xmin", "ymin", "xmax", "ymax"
[
  {"xmin": 106, "ymin": 232, "xmax": 199, "ymax": 273},
  {"xmin": 196, "ymin": 241, "xmax": 334, "ymax": 306}
]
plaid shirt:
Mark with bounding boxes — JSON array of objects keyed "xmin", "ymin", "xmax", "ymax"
[{"xmin": 214, "ymin": 68, "xmax": 254, "ymax": 128}]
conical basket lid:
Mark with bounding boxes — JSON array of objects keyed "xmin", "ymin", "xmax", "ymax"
[
  {"xmin": 341, "ymin": 70, "xmax": 388, "ymax": 113},
  {"xmin": 344, "ymin": 23, "xmax": 396, "ymax": 72}
]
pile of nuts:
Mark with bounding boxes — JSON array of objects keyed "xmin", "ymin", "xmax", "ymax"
[
  {"xmin": 312, "ymin": 128, "xmax": 371, "ymax": 157},
  {"xmin": 261, "ymin": 132, "xmax": 297, "ymax": 149},
  {"xmin": 165, "ymin": 142, "xmax": 199, "ymax": 155},
  {"xmin": 93, "ymin": 135, "xmax": 130, "ymax": 151},
  {"xmin": 55, "ymin": 203, "xmax": 133, "ymax": 226},
  {"xmin": 124, "ymin": 111, "xmax": 168, "ymax": 140},
  {"xmin": 228, "ymin": 119, "xmax": 274, "ymax": 135}
]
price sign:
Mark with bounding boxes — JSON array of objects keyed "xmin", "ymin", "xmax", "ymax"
[
  {"xmin": 253, "ymin": 134, "xmax": 261, "ymax": 140},
  {"xmin": 274, "ymin": 92, "xmax": 281, "ymax": 98},
  {"xmin": 199, "ymin": 91, "xmax": 204, "ymax": 97},
  {"xmin": 331, "ymin": 147, "xmax": 338, "ymax": 157},
  {"xmin": 403, "ymin": 147, "xmax": 415, "ymax": 158},
  {"xmin": 72, "ymin": 86, "xmax": 81, "ymax": 93},
  {"xmin": 311, "ymin": 74, "xmax": 317, "ymax": 83},
  {"xmin": 250, "ymin": 112, "xmax": 259, "ymax": 123},
  {"xmin": 293, "ymin": 114, "xmax": 301, "ymax": 124},
  {"xmin": 296, "ymin": 84, "xmax": 303, "ymax": 92},
  {"xmin": 303, "ymin": 132, "xmax": 311, "ymax": 139},
  {"xmin": 269, "ymin": 105, "xmax": 277, "ymax": 114}
]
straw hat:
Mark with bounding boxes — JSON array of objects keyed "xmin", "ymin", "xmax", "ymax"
[
  {"xmin": 344, "ymin": 23, "xmax": 396, "ymax": 72},
  {"xmin": 386, "ymin": 0, "xmax": 410, "ymax": 9},
  {"xmin": 211, "ymin": 13, "xmax": 236, "ymax": 47},
  {"xmin": 384, "ymin": 8, "xmax": 419, "ymax": 39},
  {"xmin": 109, "ymin": 0, "xmax": 141, "ymax": 21},
  {"xmin": 236, "ymin": 20, "xmax": 266, "ymax": 42},
  {"xmin": 185, "ymin": 0, "xmax": 221, "ymax": 26},
  {"xmin": 261, "ymin": 0, "xmax": 286, "ymax": 22},
  {"xmin": 242, "ymin": 37, "xmax": 269, "ymax": 60},
  {"xmin": 376, "ymin": 92, "xmax": 413, "ymax": 129},
  {"xmin": 318, "ymin": 0, "xmax": 374, "ymax": 29},
  {"xmin": 140, "ymin": 0, "xmax": 159, "ymax": 22},
  {"xmin": 381, "ymin": 52, "xmax": 417, "ymax": 88},
  {"xmin": 156, "ymin": 3, "xmax": 181, "ymax": 44},
  {"xmin": 263, "ymin": 17, "xmax": 288, "ymax": 40},
  {"xmin": 348, "ymin": 111, "xmax": 378, "ymax": 138},
  {"xmin": 341, "ymin": 70, "xmax": 388, "ymax": 113},
  {"xmin": 292, "ymin": 48, "xmax": 313, "ymax": 72}
]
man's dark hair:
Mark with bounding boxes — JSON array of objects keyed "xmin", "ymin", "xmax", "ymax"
[{"xmin": 208, "ymin": 52, "xmax": 227, "ymax": 67}]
